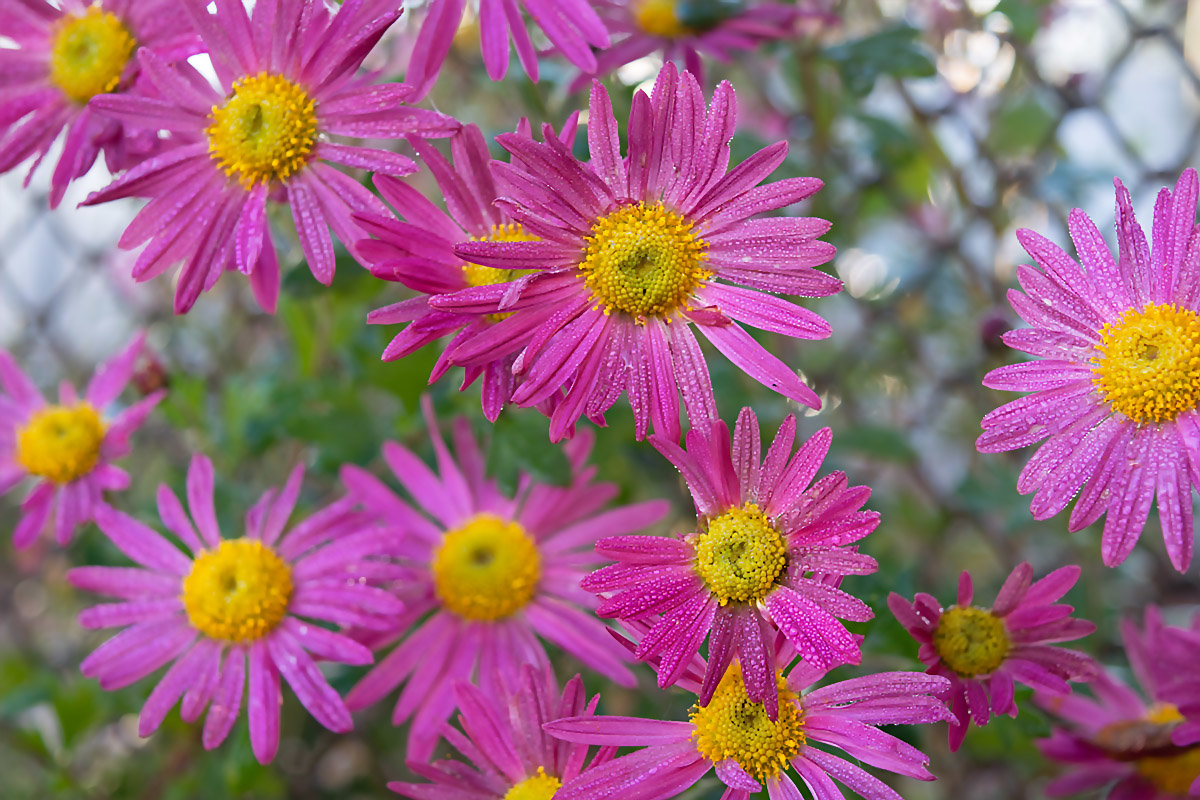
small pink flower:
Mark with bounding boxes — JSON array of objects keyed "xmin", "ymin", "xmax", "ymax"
[
  {"xmin": 889, "ymin": 562, "xmax": 1096, "ymax": 751},
  {"xmin": 583, "ymin": 407, "xmax": 878, "ymax": 719},
  {"xmin": 1038, "ymin": 607, "xmax": 1200, "ymax": 799},
  {"xmin": 70, "ymin": 454, "xmax": 403, "ymax": 764},
  {"xmin": 404, "ymin": 0, "xmax": 609, "ymax": 98},
  {"xmin": 0, "ymin": 333, "xmax": 163, "ymax": 547},
  {"xmin": 389, "ymin": 665, "xmax": 610, "ymax": 798},
  {"xmin": 81, "ymin": 0, "xmax": 458, "ymax": 314},
  {"xmin": 342, "ymin": 400, "xmax": 666, "ymax": 762},
  {"xmin": 546, "ymin": 635, "xmax": 952, "ymax": 800},
  {"xmin": 979, "ymin": 169, "xmax": 1200, "ymax": 572},
  {"xmin": 0, "ymin": 0, "xmax": 196, "ymax": 207},
  {"xmin": 434, "ymin": 64, "xmax": 839, "ymax": 442}
]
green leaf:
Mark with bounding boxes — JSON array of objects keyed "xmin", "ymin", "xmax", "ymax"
[{"xmin": 825, "ymin": 26, "xmax": 936, "ymax": 97}]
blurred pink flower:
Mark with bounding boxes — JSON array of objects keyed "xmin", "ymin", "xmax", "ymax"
[
  {"xmin": 889, "ymin": 562, "xmax": 1096, "ymax": 751},
  {"xmin": 71, "ymin": 454, "xmax": 403, "ymax": 763},
  {"xmin": 0, "ymin": 333, "xmax": 162, "ymax": 547}
]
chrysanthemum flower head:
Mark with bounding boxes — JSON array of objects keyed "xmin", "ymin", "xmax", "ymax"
[
  {"xmin": 889, "ymin": 562, "xmax": 1096, "ymax": 751},
  {"xmin": 0, "ymin": 333, "xmax": 162, "ymax": 547},
  {"xmin": 1038, "ymin": 607, "xmax": 1200, "ymax": 798},
  {"xmin": 979, "ymin": 168, "xmax": 1200, "ymax": 572},
  {"xmin": 546, "ymin": 635, "xmax": 953, "ymax": 800},
  {"xmin": 341, "ymin": 399, "xmax": 667, "ymax": 761},
  {"xmin": 69, "ymin": 454, "xmax": 404, "ymax": 763},
  {"xmin": 81, "ymin": 0, "xmax": 458, "ymax": 314},
  {"xmin": 389, "ymin": 665, "xmax": 610, "ymax": 799},
  {"xmin": 578, "ymin": 0, "xmax": 818, "ymax": 89},
  {"xmin": 356, "ymin": 120, "xmax": 577, "ymax": 421},
  {"xmin": 582, "ymin": 407, "xmax": 879, "ymax": 719},
  {"xmin": 0, "ymin": 0, "xmax": 195, "ymax": 207},
  {"xmin": 403, "ymin": 0, "xmax": 609, "ymax": 99},
  {"xmin": 434, "ymin": 63, "xmax": 840, "ymax": 442}
]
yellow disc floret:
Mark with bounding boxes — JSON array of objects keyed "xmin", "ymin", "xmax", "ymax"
[
  {"xmin": 579, "ymin": 202, "xmax": 710, "ymax": 319},
  {"xmin": 182, "ymin": 539, "xmax": 293, "ymax": 642},
  {"xmin": 503, "ymin": 767, "xmax": 562, "ymax": 800},
  {"xmin": 694, "ymin": 503, "xmax": 787, "ymax": 606},
  {"xmin": 633, "ymin": 0, "xmax": 692, "ymax": 37},
  {"xmin": 206, "ymin": 72, "xmax": 318, "ymax": 188},
  {"xmin": 1095, "ymin": 704, "xmax": 1200, "ymax": 794},
  {"xmin": 463, "ymin": 222, "xmax": 540, "ymax": 322},
  {"xmin": 49, "ymin": 6, "xmax": 136, "ymax": 104},
  {"xmin": 691, "ymin": 663, "xmax": 805, "ymax": 782},
  {"xmin": 17, "ymin": 404, "xmax": 105, "ymax": 484},
  {"xmin": 1092, "ymin": 303, "xmax": 1200, "ymax": 424},
  {"xmin": 932, "ymin": 606, "xmax": 1010, "ymax": 677},
  {"xmin": 432, "ymin": 513, "xmax": 541, "ymax": 621}
]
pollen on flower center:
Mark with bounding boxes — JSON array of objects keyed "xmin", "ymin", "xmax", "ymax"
[
  {"xmin": 206, "ymin": 72, "xmax": 318, "ymax": 188},
  {"xmin": 633, "ymin": 0, "xmax": 693, "ymax": 37},
  {"xmin": 432, "ymin": 513, "xmax": 541, "ymax": 621},
  {"xmin": 932, "ymin": 606, "xmax": 1010, "ymax": 677},
  {"xmin": 690, "ymin": 663, "xmax": 805, "ymax": 782},
  {"xmin": 49, "ymin": 6, "xmax": 137, "ymax": 104},
  {"xmin": 17, "ymin": 404, "xmax": 106, "ymax": 484},
  {"xmin": 1092, "ymin": 303, "xmax": 1200, "ymax": 424},
  {"xmin": 182, "ymin": 539, "xmax": 293, "ymax": 642},
  {"xmin": 694, "ymin": 503, "xmax": 787, "ymax": 606},
  {"xmin": 579, "ymin": 202, "xmax": 710, "ymax": 319},
  {"xmin": 502, "ymin": 767, "xmax": 561, "ymax": 800},
  {"xmin": 1096, "ymin": 704, "xmax": 1200, "ymax": 795}
]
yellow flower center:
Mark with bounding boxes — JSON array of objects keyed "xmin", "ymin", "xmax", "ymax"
[
  {"xmin": 49, "ymin": 6, "xmax": 136, "ymax": 104},
  {"xmin": 182, "ymin": 539, "xmax": 294, "ymax": 642},
  {"xmin": 16, "ymin": 404, "xmax": 106, "ymax": 484},
  {"xmin": 432, "ymin": 513, "xmax": 541, "ymax": 621},
  {"xmin": 932, "ymin": 606, "xmax": 1010, "ymax": 678},
  {"xmin": 633, "ymin": 0, "xmax": 692, "ymax": 37},
  {"xmin": 206, "ymin": 72, "xmax": 318, "ymax": 188},
  {"xmin": 502, "ymin": 767, "xmax": 561, "ymax": 800},
  {"xmin": 579, "ymin": 202, "xmax": 710, "ymax": 319},
  {"xmin": 1092, "ymin": 303, "xmax": 1200, "ymax": 424},
  {"xmin": 694, "ymin": 503, "xmax": 787, "ymax": 606},
  {"xmin": 691, "ymin": 663, "xmax": 805, "ymax": 782},
  {"xmin": 1095, "ymin": 705, "xmax": 1200, "ymax": 795}
]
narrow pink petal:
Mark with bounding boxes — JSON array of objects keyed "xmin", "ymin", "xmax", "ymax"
[
  {"xmin": 247, "ymin": 643, "xmax": 282, "ymax": 764},
  {"xmin": 202, "ymin": 648, "xmax": 246, "ymax": 749},
  {"xmin": 185, "ymin": 454, "xmax": 222, "ymax": 548}
]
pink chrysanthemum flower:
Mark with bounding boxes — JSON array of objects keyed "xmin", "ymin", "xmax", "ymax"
[
  {"xmin": 979, "ymin": 169, "xmax": 1200, "ymax": 572},
  {"xmin": 889, "ymin": 562, "xmax": 1096, "ymax": 752},
  {"xmin": 70, "ymin": 454, "xmax": 403, "ymax": 764},
  {"xmin": 1038, "ymin": 608, "xmax": 1200, "ymax": 798},
  {"xmin": 357, "ymin": 120, "xmax": 576, "ymax": 421},
  {"xmin": 389, "ymin": 665, "xmax": 610, "ymax": 798},
  {"xmin": 404, "ymin": 0, "xmax": 609, "ymax": 99},
  {"xmin": 546, "ymin": 636, "xmax": 952, "ymax": 800},
  {"xmin": 80, "ymin": 0, "xmax": 458, "ymax": 314},
  {"xmin": 0, "ymin": 0, "xmax": 195, "ymax": 207},
  {"xmin": 0, "ymin": 333, "xmax": 162, "ymax": 547},
  {"xmin": 582, "ymin": 407, "xmax": 879, "ymax": 719},
  {"xmin": 434, "ymin": 63, "xmax": 839, "ymax": 442},
  {"xmin": 578, "ymin": 0, "xmax": 811, "ymax": 89},
  {"xmin": 342, "ymin": 402, "xmax": 666, "ymax": 761}
]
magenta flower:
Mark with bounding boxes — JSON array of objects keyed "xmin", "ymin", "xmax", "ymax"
[
  {"xmin": 582, "ymin": 407, "xmax": 878, "ymax": 718},
  {"xmin": 579, "ymin": 0, "xmax": 813, "ymax": 89},
  {"xmin": 404, "ymin": 0, "xmax": 609, "ymax": 99},
  {"xmin": 342, "ymin": 401, "xmax": 666, "ymax": 761},
  {"xmin": 889, "ymin": 562, "xmax": 1096, "ymax": 752},
  {"xmin": 357, "ymin": 121, "xmax": 576, "ymax": 421},
  {"xmin": 70, "ymin": 454, "xmax": 403, "ymax": 764},
  {"xmin": 1038, "ymin": 608, "xmax": 1200, "ymax": 798},
  {"xmin": 80, "ymin": 0, "xmax": 457, "ymax": 314},
  {"xmin": 389, "ymin": 665, "xmax": 610, "ymax": 798},
  {"xmin": 0, "ymin": 0, "xmax": 195, "ymax": 207},
  {"xmin": 979, "ymin": 169, "xmax": 1200, "ymax": 572},
  {"xmin": 0, "ymin": 333, "xmax": 162, "ymax": 547},
  {"xmin": 546, "ymin": 639, "xmax": 952, "ymax": 800},
  {"xmin": 434, "ymin": 64, "xmax": 839, "ymax": 442}
]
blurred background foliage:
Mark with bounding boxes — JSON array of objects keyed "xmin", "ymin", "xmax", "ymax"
[{"xmin": 2, "ymin": 0, "xmax": 1200, "ymax": 797}]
